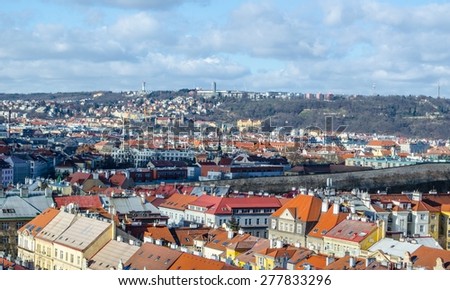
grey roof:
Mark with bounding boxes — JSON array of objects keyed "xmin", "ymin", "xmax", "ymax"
[
  {"xmin": 0, "ymin": 195, "xmax": 53, "ymax": 219},
  {"xmin": 412, "ymin": 237, "xmax": 443, "ymax": 249},
  {"xmin": 102, "ymin": 196, "xmax": 160, "ymax": 214},
  {"xmin": 88, "ymin": 240, "xmax": 139, "ymax": 270},
  {"xmin": 368, "ymin": 238, "xmax": 422, "ymax": 257},
  {"xmin": 54, "ymin": 216, "xmax": 111, "ymax": 252}
]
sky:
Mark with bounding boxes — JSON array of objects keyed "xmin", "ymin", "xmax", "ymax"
[{"xmin": 1, "ymin": 0, "xmax": 450, "ymax": 96}]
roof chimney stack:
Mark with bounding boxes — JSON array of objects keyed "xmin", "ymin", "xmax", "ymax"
[
  {"xmin": 321, "ymin": 199, "xmax": 329, "ymax": 213},
  {"xmin": 349, "ymin": 256, "xmax": 356, "ymax": 268}
]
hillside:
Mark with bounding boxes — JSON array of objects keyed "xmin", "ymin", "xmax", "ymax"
[{"xmin": 214, "ymin": 95, "xmax": 450, "ymax": 139}]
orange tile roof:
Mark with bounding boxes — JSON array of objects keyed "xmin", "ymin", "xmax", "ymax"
[
  {"xmin": 367, "ymin": 140, "xmax": 397, "ymax": 147},
  {"xmin": 207, "ymin": 197, "xmax": 282, "ymax": 215},
  {"xmin": 308, "ymin": 205, "xmax": 349, "ymax": 239},
  {"xmin": 271, "ymin": 194, "xmax": 322, "ymax": 222},
  {"xmin": 159, "ymin": 193, "xmax": 199, "ymax": 211},
  {"xmin": 411, "ymin": 201, "xmax": 434, "ymax": 212},
  {"xmin": 144, "ymin": 226, "xmax": 176, "ymax": 244},
  {"xmin": 411, "ymin": 246, "xmax": 450, "ymax": 270},
  {"xmin": 18, "ymin": 208, "xmax": 60, "ymax": 236},
  {"xmin": 168, "ymin": 253, "xmax": 237, "ymax": 270},
  {"xmin": 295, "ymin": 254, "xmax": 327, "ymax": 270}
]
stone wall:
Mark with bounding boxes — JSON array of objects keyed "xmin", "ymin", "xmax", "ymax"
[{"xmin": 200, "ymin": 163, "xmax": 450, "ymax": 194}]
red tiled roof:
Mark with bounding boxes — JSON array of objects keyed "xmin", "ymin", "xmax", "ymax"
[
  {"xmin": 367, "ymin": 140, "xmax": 397, "ymax": 147},
  {"xmin": 188, "ymin": 195, "xmax": 222, "ymax": 209},
  {"xmin": 54, "ymin": 195, "xmax": 102, "ymax": 210},
  {"xmin": 411, "ymin": 246, "xmax": 450, "ymax": 270},
  {"xmin": 109, "ymin": 173, "xmax": 127, "ymax": 187},
  {"xmin": 67, "ymin": 172, "xmax": 92, "ymax": 184},
  {"xmin": 206, "ymin": 196, "xmax": 282, "ymax": 215},
  {"xmin": 295, "ymin": 254, "xmax": 327, "ymax": 270},
  {"xmin": 144, "ymin": 226, "xmax": 176, "ymax": 244}
]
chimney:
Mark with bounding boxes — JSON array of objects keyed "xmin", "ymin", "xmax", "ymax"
[
  {"xmin": 326, "ymin": 255, "xmax": 335, "ymax": 266},
  {"xmin": 403, "ymin": 251, "xmax": 413, "ymax": 270},
  {"xmin": 117, "ymin": 259, "xmax": 124, "ymax": 270},
  {"xmin": 275, "ymin": 240, "xmax": 283, "ymax": 249},
  {"xmin": 412, "ymin": 191, "xmax": 422, "ymax": 202},
  {"xmin": 349, "ymin": 256, "xmax": 356, "ymax": 268},
  {"xmin": 19, "ymin": 188, "xmax": 29, "ymax": 198},
  {"xmin": 350, "ymin": 203, "xmax": 356, "ymax": 214},
  {"xmin": 365, "ymin": 257, "xmax": 375, "ymax": 268},
  {"xmin": 227, "ymin": 229, "xmax": 233, "ymax": 239},
  {"xmin": 44, "ymin": 188, "xmax": 52, "ymax": 198},
  {"xmin": 434, "ymin": 257, "xmax": 445, "ymax": 270},
  {"xmin": 333, "ymin": 202, "xmax": 340, "ymax": 215},
  {"xmin": 321, "ymin": 199, "xmax": 329, "ymax": 213}
]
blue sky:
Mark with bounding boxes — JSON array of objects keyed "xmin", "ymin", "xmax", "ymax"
[{"xmin": 1, "ymin": 0, "xmax": 450, "ymax": 96}]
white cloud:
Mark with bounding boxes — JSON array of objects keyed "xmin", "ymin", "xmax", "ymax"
[{"xmin": 2, "ymin": 0, "xmax": 450, "ymax": 96}]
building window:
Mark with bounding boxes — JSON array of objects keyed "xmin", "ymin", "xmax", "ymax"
[
  {"xmin": 297, "ymin": 224, "xmax": 302, "ymax": 234},
  {"xmin": 431, "ymin": 225, "xmax": 436, "ymax": 233},
  {"xmin": 60, "ymin": 251, "xmax": 64, "ymax": 260},
  {"xmin": 16, "ymin": 222, "xmax": 24, "ymax": 229},
  {"xmin": 419, "ymin": 225, "xmax": 424, "ymax": 233},
  {"xmin": 420, "ymin": 214, "xmax": 426, "ymax": 221},
  {"xmin": 256, "ymin": 218, "xmax": 260, "ymax": 225},
  {"xmin": 70, "ymin": 254, "xmax": 74, "ymax": 263},
  {"xmin": 55, "ymin": 249, "xmax": 58, "ymax": 257},
  {"xmin": 271, "ymin": 219, "xmax": 276, "ymax": 229},
  {"xmin": 2, "ymin": 223, "xmax": 9, "ymax": 231},
  {"xmin": 77, "ymin": 256, "xmax": 81, "ymax": 265}
]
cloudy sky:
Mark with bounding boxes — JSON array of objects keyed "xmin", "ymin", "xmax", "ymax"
[{"xmin": 1, "ymin": 0, "xmax": 450, "ymax": 96}]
